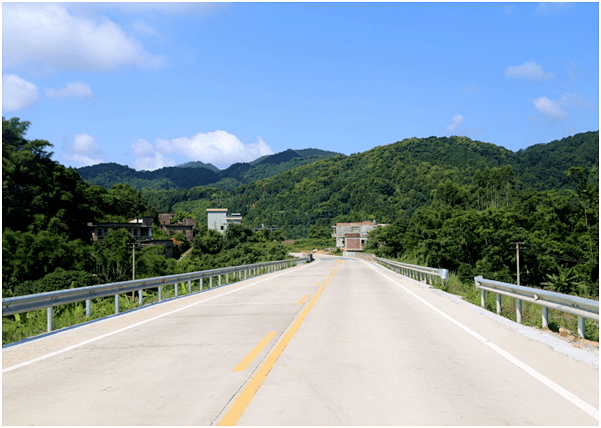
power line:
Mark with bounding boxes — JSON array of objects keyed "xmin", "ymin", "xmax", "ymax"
[{"xmin": 520, "ymin": 249, "xmax": 593, "ymax": 264}]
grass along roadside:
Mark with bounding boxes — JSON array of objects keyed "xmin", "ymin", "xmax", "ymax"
[{"xmin": 439, "ymin": 272, "xmax": 599, "ymax": 343}]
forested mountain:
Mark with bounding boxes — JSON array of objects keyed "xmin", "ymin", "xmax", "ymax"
[
  {"xmin": 77, "ymin": 148, "xmax": 343, "ymax": 191},
  {"xmin": 176, "ymin": 160, "xmax": 220, "ymax": 172},
  {"xmin": 150, "ymin": 132, "xmax": 598, "ymax": 234},
  {"xmin": 147, "ymin": 132, "xmax": 598, "ymax": 298},
  {"xmin": 515, "ymin": 131, "xmax": 599, "ymax": 190},
  {"xmin": 77, "ymin": 162, "xmax": 220, "ymax": 190}
]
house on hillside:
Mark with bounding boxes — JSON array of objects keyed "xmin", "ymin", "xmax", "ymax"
[
  {"xmin": 331, "ymin": 220, "xmax": 385, "ymax": 251},
  {"xmin": 207, "ymin": 208, "xmax": 242, "ymax": 234},
  {"xmin": 89, "ymin": 217, "xmax": 178, "ymax": 258},
  {"xmin": 89, "ymin": 217, "xmax": 153, "ymax": 243},
  {"xmin": 159, "ymin": 212, "xmax": 196, "ymax": 242}
]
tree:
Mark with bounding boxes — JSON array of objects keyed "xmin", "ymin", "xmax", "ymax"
[
  {"xmin": 91, "ymin": 229, "xmax": 136, "ymax": 283},
  {"xmin": 192, "ymin": 229, "xmax": 223, "ymax": 256},
  {"xmin": 222, "ymin": 224, "xmax": 256, "ymax": 250}
]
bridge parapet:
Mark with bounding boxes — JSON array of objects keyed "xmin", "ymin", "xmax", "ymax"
[
  {"xmin": 474, "ymin": 275, "xmax": 599, "ymax": 339},
  {"xmin": 374, "ymin": 257, "xmax": 449, "ymax": 287},
  {"xmin": 3, "ymin": 257, "xmax": 310, "ymax": 336}
]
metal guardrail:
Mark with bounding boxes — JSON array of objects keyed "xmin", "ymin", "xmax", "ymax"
[
  {"xmin": 474, "ymin": 275, "xmax": 599, "ymax": 339},
  {"xmin": 3, "ymin": 257, "xmax": 310, "ymax": 333},
  {"xmin": 374, "ymin": 257, "xmax": 449, "ymax": 286}
]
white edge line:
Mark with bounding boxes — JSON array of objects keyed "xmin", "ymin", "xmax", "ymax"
[
  {"xmin": 363, "ymin": 259, "xmax": 600, "ymax": 422},
  {"xmin": 3, "ymin": 262, "xmax": 313, "ymax": 374}
]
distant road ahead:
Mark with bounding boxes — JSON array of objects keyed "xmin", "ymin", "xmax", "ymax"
[{"xmin": 3, "ymin": 256, "xmax": 598, "ymax": 425}]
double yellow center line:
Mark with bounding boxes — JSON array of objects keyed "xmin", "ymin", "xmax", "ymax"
[{"xmin": 218, "ymin": 258, "xmax": 342, "ymax": 426}]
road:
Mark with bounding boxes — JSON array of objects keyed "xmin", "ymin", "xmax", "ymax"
[{"xmin": 3, "ymin": 255, "xmax": 598, "ymax": 425}]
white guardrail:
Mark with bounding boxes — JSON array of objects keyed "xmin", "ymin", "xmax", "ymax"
[
  {"xmin": 2, "ymin": 257, "xmax": 310, "ymax": 334},
  {"xmin": 474, "ymin": 276, "xmax": 599, "ymax": 339},
  {"xmin": 374, "ymin": 257, "xmax": 449, "ymax": 286}
]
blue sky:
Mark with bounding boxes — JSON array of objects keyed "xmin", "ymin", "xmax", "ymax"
[{"xmin": 3, "ymin": 2, "xmax": 599, "ymax": 171}]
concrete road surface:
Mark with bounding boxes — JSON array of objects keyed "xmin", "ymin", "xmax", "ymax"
[{"xmin": 3, "ymin": 255, "xmax": 598, "ymax": 425}]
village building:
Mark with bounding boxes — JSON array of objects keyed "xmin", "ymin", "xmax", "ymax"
[
  {"xmin": 331, "ymin": 220, "xmax": 385, "ymax": 251},
  {"xmin": 89, "ymin": 217, "xmax": 153, "ymax": 243},
  {"xmin": 88, "ymin": 216, "xmax": 188, "ymax": 258},
  {"xmin": 207, "ymin": 208, "xmax": 242, "ymax": 234}
]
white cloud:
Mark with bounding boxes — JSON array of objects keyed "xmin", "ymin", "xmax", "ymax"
[
  {"xmin": 3, "ymin": 3, "xmax": 164, "ymax": 72},
  {"xmin": 445, "ymin": 114, "xmax": 464, "ymax": 133},
  {"xmin": 44, "ymin": 81, "xmax": 93, "ymax": 99},
  {"xmin": 505, "ymin": 61, "xmax": 554, "ymax": 81},
  {"xmin": 531, "ymin": 96, "xmax": 569, "ymax": 120},
  {"xmin": 130, "ymin": 131, "xmax": 274, "ymax": 171},
  {"xmin": 2, "ymin": 74, "xmax": 40, "ymax": 112},
  {"xmin": 444, "ymin": 114, "xmax": 486, "ymax": 137},
  {"xmin": 62, "ymin": 133, "xmax": 105, "ymax": 167},
  {"xmin": 133, "ymin": 152, "xmax": 177, "ymax": 171},
  {"xmin": 131, "ymin": 138, "xmax": 156, "ymax": 157},
  {"xmin": 531, "ymin": 92, "xmax": 596, "ymax": 122}
]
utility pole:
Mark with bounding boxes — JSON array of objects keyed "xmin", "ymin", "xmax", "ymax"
[
  {"xmin": 512, "ymin": 242, "xmax": 525, "ymax": 285},
  {"xmin": 129, "ymin": 243, "xmax": 138, "ymax": 299},
  {"xmin": 511, "ymin": 241, "xmax": 526, "ymax": 324}
]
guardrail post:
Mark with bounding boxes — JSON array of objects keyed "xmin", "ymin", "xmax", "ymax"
[
  {"xmin": 188, "ymin": 280, "xmax": 191, "ymax": 294},
  {"xmin": 577, "ymin": 316, "xmax": 585, "ymax": 339},
  {"xmin": 139, "ymin": 290, "xmax": 143, "ymax": 306},
  {"xmin": 86, "ymin": 299, "xmax": 91, "ymax": 317},
  {"xmin": 516, "ymin": 300, "xmax": 522, "ymax": 324},
  {"xmin": 175, "ymin": 283, "xmax": 178, "ymax": 297},
  {"xmin": 542, "ymin": 307, "xmax": 548, "ymax": 328},
  {"xmin": 115, "ymin": 294, "xmax": 119, "ymax": 314},
  {"xmin": 47, "ymin": 307, "xmax": 53, "ymax": 332},
  {"xmin": 496, "ymin": 293, "xmax": 501, "ymax": 315},
  {"xmin": 210, "ymin": 276, "xmax": 213, "ymax": 289},
  {"xmin": 226, "ymin": 273, "xmax": 229, "ymax": 284},
  {"xmin": 245, "ymin": 269, "xmax": 247, "ymax": 280},
  {"xmin": 475, "ymin": 277, "xmax": 485, "ymax": 308},
  {"xmin": 159, "ymin": 286, "xmax": 162, "ymax": 302},
  {"xmin": 219, "ymin": 275, "xmax": 221, "ymax": 287}
]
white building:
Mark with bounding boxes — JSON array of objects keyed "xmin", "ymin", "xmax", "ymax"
[
  {"xmin": 207, "ymin": 208, "xmax": 243, "ymax": 234},
  {"xmin": 331, "ymin": 220, "xmax": 384, "ymax": 251}
]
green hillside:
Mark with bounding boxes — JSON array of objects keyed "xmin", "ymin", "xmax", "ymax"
[
  {"xmin": 77, "ymin": 148, "xmax": 344, "ymax": 191},
  {"xmin": 167, "ymin": 133, "xmax": 597, "ymax": 237}
]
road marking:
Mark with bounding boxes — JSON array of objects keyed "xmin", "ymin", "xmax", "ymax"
[
  {"xmin": 218, "ymin": 259, "xmax": 342, "ymax": 426},
  {"xmin": 297, "ymin": 294, "xmax": 310, "ymax": 305},
  {"xmin": 364, "ymin": 260, "xmax": 600, "ymax": 422},
  {"xmin": 316, "ymin": 281, "xmax": 321, "ymax": 287},
  {"xmin": 2, "ymin": 262, "xmax": 313, "ymax": 373},
  {"xmin": 234, "ymin": 332, "xmax": 277, "ymax": 372}
]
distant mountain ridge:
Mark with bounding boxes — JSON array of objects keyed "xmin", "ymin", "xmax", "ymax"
[
  {"xmin": 77, "ymin": 148, "xmax": 343, "ymax": 190},
  {"xmin": 136, "ymin": 131, "xmax": 598, "ymax": 239}
]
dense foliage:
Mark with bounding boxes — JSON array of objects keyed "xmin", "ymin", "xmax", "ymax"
[
  {"xmin": 77, "ymin": 149, "xmax": 342, "ymax": 191},
  {"xmin": 366, "ymin": 165, "xmax": 599, "ymax": 297}
]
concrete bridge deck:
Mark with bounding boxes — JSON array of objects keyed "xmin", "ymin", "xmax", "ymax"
[{"xmin": 3, "ymin": 255, "xmax": 598, "ymax": 425}]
